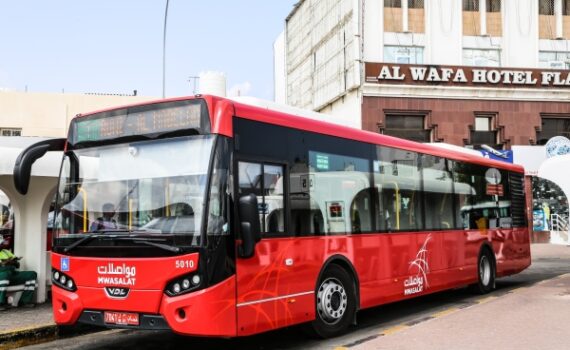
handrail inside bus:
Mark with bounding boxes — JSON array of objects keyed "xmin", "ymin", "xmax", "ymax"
[
  {"xmin": 78, "ymin": 187, "xmax": 87, "ymax": 232},
  {"xmin": 129, "ymin": 199, "xmax": 133, "ymax": 231},
  {"xmin": 385, "ymin": 181, "xmax": 400, "ymax": 230}
]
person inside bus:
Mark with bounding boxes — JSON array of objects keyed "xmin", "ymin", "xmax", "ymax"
[
  {"xmin": 473, "ymin": 212, "xmax": 488, "ymax": 230},
  {"xmin": 90, "ymin": 203, "xmax": 118, "ymax": 231},
  {"xmin": 0, "ymin": 237, "xmax": 37, "ymax": 310}
]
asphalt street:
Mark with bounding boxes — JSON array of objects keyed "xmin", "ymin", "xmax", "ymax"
[{"xmin": 20, "ymin": 244, "xmax": 570, "ymax": 350}]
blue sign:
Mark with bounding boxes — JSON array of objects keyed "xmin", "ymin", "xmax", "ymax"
[
  {"xmin": 533, "ymin": 209, "xmax": 548, "ymax": 231},
  {"xmin": 479, "ymin": 149, "xmax": 513, "ymax": 163},
  {"xmin": 61, "ymin": 257, "xmax": 70, "ymax": 272}
]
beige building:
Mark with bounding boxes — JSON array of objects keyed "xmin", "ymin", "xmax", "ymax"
[
  {"xmin": 0, "ymin": 90, "xmax": 155, "ymax": 137},
  {"xmin": 0, "ymin": 90, "xmax": 156, "ymax": 304}
]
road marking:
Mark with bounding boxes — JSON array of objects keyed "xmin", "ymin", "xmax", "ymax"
[
  {"xmin": 380, "ymin": 324, "xmax": 408, "ymax": 336},
  {"xmin": 476, "ymin": 295, "xmax": 498, "ymax": 304},
  {"xmin": 430, "ymin": 307, "xmax": 459, "ymax": 318},
  {"xmin": 334, "ymin": 347, "xmax": 349, "ymax": 350},
  {"xmin": 512, "ymin": 286, "xmax": 530, "ymax": 292}
]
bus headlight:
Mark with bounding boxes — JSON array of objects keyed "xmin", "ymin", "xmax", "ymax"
[
  {"xmin": 52, "ymin": 268, "xmax": 77, "ymax": 292},
  {"xmin": 191, "ymin": 275, "xmax": 201, "ymax": 286},
  {"xmin": 165, "ymin": 273, "xmax": 203, "ymax": 297}
]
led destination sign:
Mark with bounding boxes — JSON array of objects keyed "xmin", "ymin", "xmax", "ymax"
[{"xmin": 71, "ymin": 100, "xmax": 210, "ymax": 144}]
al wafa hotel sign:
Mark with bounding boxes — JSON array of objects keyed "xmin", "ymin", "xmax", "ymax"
[{"xmin": 365, "ymin": 63, "xmax": 570, "ymax": 88}]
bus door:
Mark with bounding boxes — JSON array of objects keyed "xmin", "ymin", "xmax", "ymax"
[{"xmin": 234, "ymin": 160, "xmax": 310, "ymax": 336}]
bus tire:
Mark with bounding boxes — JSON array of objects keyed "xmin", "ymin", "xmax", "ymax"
[
  {"xmin": 308, "ymin": 264, "xmax": 356, "ymax": 338},
  {"xmin": 472, "ymin": 248, "xmax": 495, "ymax": 294}
]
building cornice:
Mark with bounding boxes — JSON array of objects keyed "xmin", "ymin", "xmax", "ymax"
[{"xmin": 362, "ymin": 83, "xmax": 570, "ymax": 102}]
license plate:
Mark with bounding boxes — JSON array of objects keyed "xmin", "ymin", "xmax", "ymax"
[{"xmin": 104, "ymin": 311, "xmax": 139, "ymax": 326}]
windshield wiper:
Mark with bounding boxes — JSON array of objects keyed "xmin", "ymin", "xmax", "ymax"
[
  {"xmin": 111, "ymin": 236, "xmax": 182, "ymax": 253},
  {"xmin": 63, "ymin": 231, "xmax": 181, "ymax": 254},
  {"xmin": 63, "ymin": 234, "xmax": 102, "ymax": 253},
  {"xmin": 132, "ymin": 239, "xmax": 181, "ymax": 253},
  {"xmin": 62, "ymin": 231, "xmax": 139, "ymax": 253}
]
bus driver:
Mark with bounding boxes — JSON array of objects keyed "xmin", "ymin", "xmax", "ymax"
[{"xmin": 90, "ymin": 203, "xmax": 118, "ymax": 231}]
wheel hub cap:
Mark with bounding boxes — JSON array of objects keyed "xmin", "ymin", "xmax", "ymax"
[{"xmin": 317, "ymin": 278, "xmax": 348, "ymax": 324}]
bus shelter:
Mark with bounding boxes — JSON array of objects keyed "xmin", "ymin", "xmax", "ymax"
[{"xmin": 0, "ymin": 137, "xmax": 62, "ymax": 303}]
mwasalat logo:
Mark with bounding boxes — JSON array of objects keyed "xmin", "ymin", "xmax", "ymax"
[
  {"xmin": 404, "ymin": 234, "xmax": 431, "ymax": 296},
  {"xmin": 97, "ymin": 263, "xmax": 137, "ymax": 287}
]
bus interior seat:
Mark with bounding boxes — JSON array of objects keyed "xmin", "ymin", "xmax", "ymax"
[
  {"xmin": 291, "ymin": 209, "xmax": 323, "ymax": 236},
  {"xmin": 267, "ymin": 209, "xmax": 284, "ymax": 232}
]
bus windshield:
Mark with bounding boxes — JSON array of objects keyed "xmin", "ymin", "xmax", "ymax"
[{"xmin": 53, "ymin": 135, "xmax": 214, "ymax": 250}]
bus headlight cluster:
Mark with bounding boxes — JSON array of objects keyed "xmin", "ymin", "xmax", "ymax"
[
  {"xmin": 52, "ymin": 268, "xmax": 77, "ymax": 292},
  {"xmin": 165, "ymin": 273, "xmax": 202, "ymax": 297}
]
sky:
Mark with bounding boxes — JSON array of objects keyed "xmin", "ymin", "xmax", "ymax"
[{"xmin": 0, "ymin": 0, "xmax": 297, "ymax": 100}]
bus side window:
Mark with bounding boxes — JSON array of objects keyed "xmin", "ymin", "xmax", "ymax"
[
  {"xmin": 308, "ymin": 151, "xmax": 372, "ymax": 235},
  {"xmin": 423, "ymin": 155, "xmax": 454, "ymax": 230},
  {"xmin": 238, "ymin": 162, "xmax": 263, "ymax": 231},
  {"xmin": 237, "ymin": 161, "xmax": 285, "ymax": 235},
  {"xmin": 374, "ymin": 147, "xmax": 422, "ymax": 232}
]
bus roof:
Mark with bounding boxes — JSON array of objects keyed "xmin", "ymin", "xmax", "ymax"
[{"xmin": 72, "ymin": 95, "xmax": 525, "ymax": 174}]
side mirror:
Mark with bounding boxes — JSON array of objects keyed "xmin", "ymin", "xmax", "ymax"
[
  {"xmin": 238, "ymin": 194, "xmax": 261, "ymax": 258},
  {"xmin": 13, "ymin": 138, "xmax": 66, "ymax": 195}
]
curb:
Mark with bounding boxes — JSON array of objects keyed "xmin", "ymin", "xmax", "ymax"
[
  {"xmin": 0, "ymin": 324, "xmax": 58, "ymax": 350},
  {"xmin": 0, "ymin": 323, "xmax": 102, "ymax": 350}
]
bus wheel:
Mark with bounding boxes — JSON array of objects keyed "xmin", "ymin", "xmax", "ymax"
[
  {"xmin": 309, "ymin": 264, "xmax": 356, "ymax": 338},
  {"xmin": 473, "ymin": 248, "xmax": 495, "ymax": 294}
]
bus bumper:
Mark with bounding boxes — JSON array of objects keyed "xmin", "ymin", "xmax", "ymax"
[{"xmin": 159, "ymin": 275, "xmax": 236, "ymax": 337}]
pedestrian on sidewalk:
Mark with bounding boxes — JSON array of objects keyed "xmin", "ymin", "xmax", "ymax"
[{"xmin": 0, "ymin": 238, "xmax": 37, "ymax": 311}]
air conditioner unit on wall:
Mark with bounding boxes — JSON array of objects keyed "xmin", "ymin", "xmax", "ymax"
[
  {"xmin": 395, "ymin": 55, "xmax": 412, "ymax": 64},
  {"xmin": 548, "ymin": 61, "xmax": 566, "ymax": 69}
]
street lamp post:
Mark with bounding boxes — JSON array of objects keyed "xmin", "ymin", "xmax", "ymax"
[{"xmin": 162, "ymin": 0, "xmax": 170, "ymax": 98}]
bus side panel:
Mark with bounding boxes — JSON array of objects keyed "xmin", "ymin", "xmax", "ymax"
[
  {"xmin": 357, "ymin": 231, "xmax": 470, "ymax": 309},
  {"xmin": 492, "ymin": 227, "xmax": 531, "ymax": 277},
  {"xmin": 237, "ymin": 232, "xmax": 452, "ymax": 334},
  {"xmin": 236, "ymin": 237, "xmax": 322, "ymax": 336}
]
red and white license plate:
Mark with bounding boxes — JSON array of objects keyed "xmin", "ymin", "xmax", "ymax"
[{"xmin": 104, "ymin": 311, "xmax": 139, "ymax": 326}]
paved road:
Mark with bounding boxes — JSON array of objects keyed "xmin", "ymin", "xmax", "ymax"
[{"xmin": 22, "ymin": 245, "xmax": 570, "ymax": 350}]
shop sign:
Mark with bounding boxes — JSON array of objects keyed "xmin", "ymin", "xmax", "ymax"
[{"xmin": 365, "ymin": 63, "xmax": 570, "ymax": 88}]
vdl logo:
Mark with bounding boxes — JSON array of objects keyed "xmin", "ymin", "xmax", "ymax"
[
  {"xmin": 61, "ymin": 257, "xmax": 70, "ymax": 272},
  {"xmin": 105, "ymin": 287, "xmax": 130, "ymax": 299}
]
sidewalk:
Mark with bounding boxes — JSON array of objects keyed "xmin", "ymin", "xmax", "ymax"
[
  {"xmin": 349, "ymin": 273, "xmax": 570, "ymax": 350},
  {"xmin": 0, "ymin": 303, "xmax": 56, "ymax": 349}
]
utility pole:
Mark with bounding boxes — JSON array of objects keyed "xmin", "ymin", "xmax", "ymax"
[{"xmin": 162, "ymin": 0, "xmax": 170, "ymax": 98}]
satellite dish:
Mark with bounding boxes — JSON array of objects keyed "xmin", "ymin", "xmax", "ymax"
[{"xmin": 545, "ymin": 136, "xmax": 570, "ymax": 158}]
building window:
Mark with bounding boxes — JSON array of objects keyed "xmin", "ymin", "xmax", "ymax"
[
  {"xmin": 564, "ymin": 0, "xmax": 570, "ymax": 15},
  {"xmin": 536, "ymin": 116, "xmax": 570, "ymax": 145},
  {"xmin": 382, "ymin": 114, "xmax": 430, "ymax": 142},
  {"xmin": 539, "ymin": 0, "xmax": 555, "ymax": 15},
  {"xmin": 486, "ymin": 0, "xmax": 501, "ymax": 12},
  {"xmin": 539, "ymin": 51, "xmax": 570, "ymax": 69},
  {"xmin": 385, "ymin": 0, "xmax": 402, "ymax": 7},
  {"xmin": 384, "ymin": 1, "xmax": 424, "ymax": 10},
  {"xmin": 470, "ymin": 114, "xmax": 499, "ymax": 149},
  {"xmin": 408, "ymin": 0, "xmax": 424, "ymax": 9},
  {"xmin": 384, "ymin": 46, "xmax": 424, "ymax": 64},
  {"xmin": 475, "ymin": 116, "xmax": 492, "ymax": 132},
  {"xmin": 463, "ymin": 48, "xmax": 501, "ymax": 67},
  {"xmin": 0, "ymin": 128, "xmax": 22, "ymax": 136},
  {"xmin": 463, "ymin": 0, "xmax": 479, "ymax": 11}
]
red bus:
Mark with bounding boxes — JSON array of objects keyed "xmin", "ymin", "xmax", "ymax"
[{"xmin": 14, "ymin": 95, "xmax": 531, "ymax": 338}]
